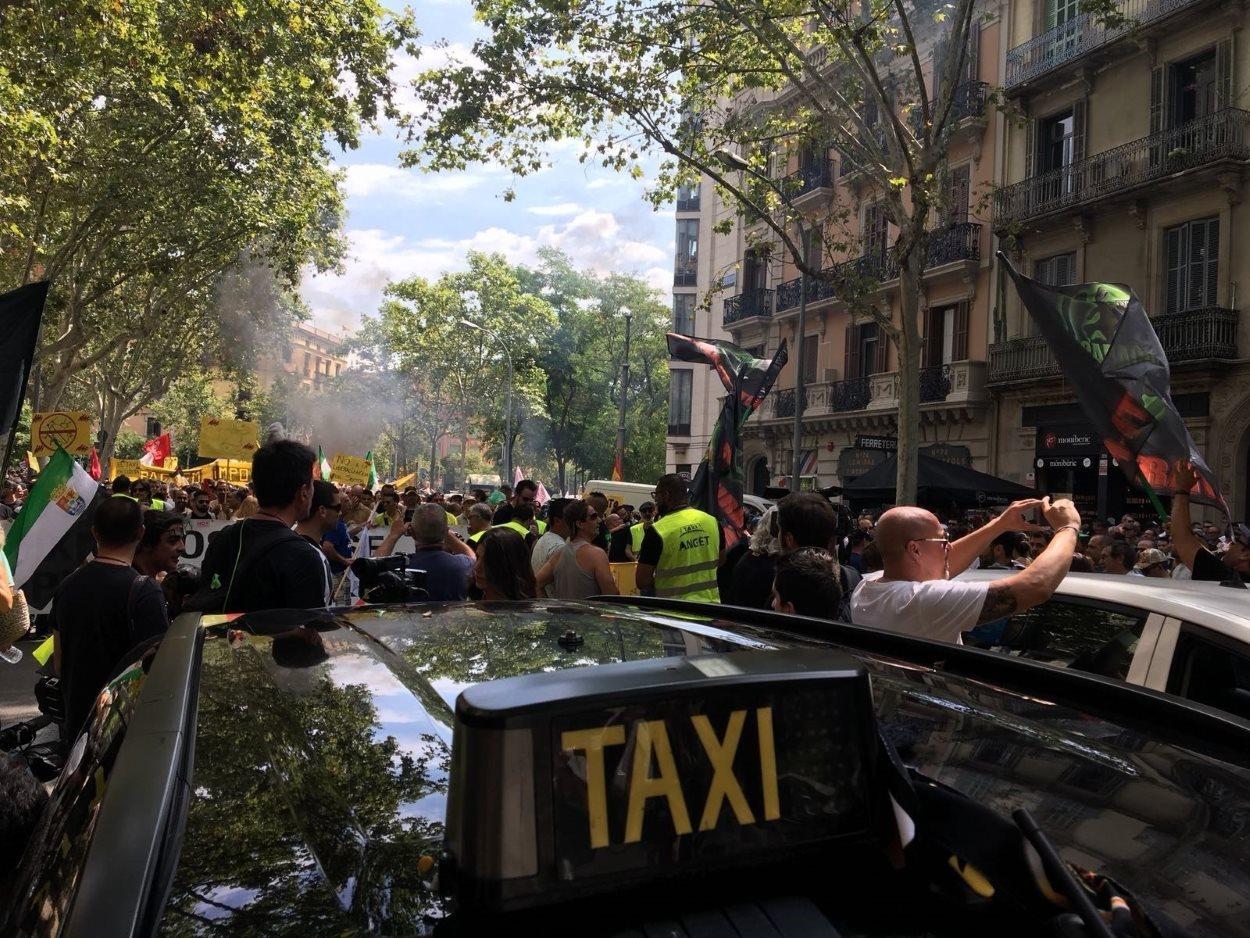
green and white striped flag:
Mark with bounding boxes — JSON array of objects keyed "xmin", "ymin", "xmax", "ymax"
[
  {"xmin": 3, "ymin": 446, "xmax": 103, "ymax": 608},
  {"xmin": 318, "ymin": 445, "xmax": 332, "ymax": 482},
  {"xmin": 365, "ymin": 450, "xmax": 378, "ymax": 490}
]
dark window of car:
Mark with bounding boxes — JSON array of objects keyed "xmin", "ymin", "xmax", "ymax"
[
  {"xmin": 1166, "ymin": 625, "xmax": 1250, "ymax": 721},
  {"xmin": 970, "ymin": 597, "xmax": 1148, "ymax": 682},
  {"xmin": 3, "ymin": 657, "xmax": 153, "ymax": 933}
]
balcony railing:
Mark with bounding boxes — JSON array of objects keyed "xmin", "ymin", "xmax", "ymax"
[
  {"xmin": 674, "ymin": 259, "xmax": 697, "ymax": 287},
  {"xmin": 723, "ymin": 287, "xmax": 775, "ymax": 326},
  {"xmin": 987, "ymin": 307, "xmax": 1239, "ymax": 385},
  {"xmin": 782, "ymin": 159, "xmax": 834, "ymax": 200},
  {"xmin": 950, "ymin": 80, "xmax": 989, "ymax": 123},
  {"xmin": 1005, "ymin": 0, "xmax": 1205, "ymax": 89},
  {"xmin": 767, "ymin": 378, "xmax": 873, "ymax": 419},
  {"xmin": 996, "ymin": 110, "xmax": 1250, "ymax": 227},
  {"xmin": 676, "ymin": 195, "xmax": 701, "ymax": 212},
  {"xmin": 775, "ymin": 222, "xmax": 981, "ymax": 312},
  {"xmin": 919, "ymin": 364, "xmax": 953, "ymax": 403}
]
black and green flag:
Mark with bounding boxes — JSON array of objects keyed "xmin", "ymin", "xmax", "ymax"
[
  {"xmin": 1000, "ymin": 252, "xmax": 1227, "ymax": 514},
  {"xmin": 667, "ymin": 334, "xmax": 788, "ymax": 547}
]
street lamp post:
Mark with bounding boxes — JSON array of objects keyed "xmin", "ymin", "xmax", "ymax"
[
  {"xmin": 614, "ymin": 308, "xmax": 632, "ymax": 479},
  {"xmin": 459, "ymin": 318, "xmax": 514, "ymax": 485}
]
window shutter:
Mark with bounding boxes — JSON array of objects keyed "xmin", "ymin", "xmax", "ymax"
[
  {"xmin": 964, "ymin": 21, "xmax": 981, "ymax": 84},
  {"xmin": 953, "ymin": 302, "xmax": 970, "ymax": 361},
  {"xmin": 845, "ymin": 325, "xmax": 861, "ymax": 379},
  {"xmin": 1164, "ymin": 226, "xmax": 1183, "ymax": 314},
  {"xmin": 1071, "ymin": 98, "xmax": 1087, "ymax": 164},
  {"xmin": 875, "ymin": 323, "xmax": 889, "ymax": 373},
  {"xmin": 1204, "ymin": 218, "xmax": 1220, "ymax": 307},
  {"xmin": 947, "ymin": 163, "xmax": 971, "ymax": 225},
  {"xmin": 921, "ymin": 306, "xmax": 934, "ymax": 366},
  {"xmin": 1056, "ymin": 252, "xmax": 1074, "ymax": 286},
  {"xmin": 1217, "ymin": 37, "xmax": 1233, "ymax": 111},
  {"xmin": 1187, "ymin": 220, "xmax": 1209, "ymax": 310},
  {"xmin": 1024, "ymin": 119, "xmax": 1036, "ymax": 180},
  {"xmin": 1149, "ymin": 66, "xmax": 1164, "ymax": 135},
  {"xmin": 932, "ymin": 35, "xmax": 948, "ymax": 106}
]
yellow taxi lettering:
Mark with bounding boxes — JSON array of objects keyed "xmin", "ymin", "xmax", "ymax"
[
  {"xmin": 691, "ymin": 710, "xmax": 754, "ymax": 830},
  {"xmin": 562, "ymin": 725, "xmax": 627, "ymax": 849},
  {"xmin": 756, "ymin": 706, "xmax": 781, "ymax": 821},
  {"xmin": 624, "ymin": 719, "xmax": 692, "ymax": 843}
]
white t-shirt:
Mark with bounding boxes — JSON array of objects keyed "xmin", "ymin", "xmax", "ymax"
[
  {"xmin": 532, "ymin": 531, "xmax": 566, "ymax": 574},
  {"xmin": 850, "ymin": 577, "xmax": 992, "ymax": 644}
]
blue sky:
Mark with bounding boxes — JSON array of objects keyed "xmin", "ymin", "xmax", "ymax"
[{"xmin": 301, "ymin": 1, "xmax": 675, "ymax": 333}]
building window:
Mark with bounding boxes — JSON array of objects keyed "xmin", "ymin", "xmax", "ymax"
[
  {"xmin": 801, "ymin": 336, "xmax": 818, "ymax": 383},
  {"xmin": 675, "ymin": 219, "xmax": 699, "ymax": 286},
  {"xmin": 303, "ymin": 352, "xmax": 311, "ymax": 376},
  {"xmin": 674, "ymin": 293, "xmax": 695, "ymax": 334},
  {"xmin": 335, "ymin": 362, "xmax": 341, "ymax": 377},
  {"xmin": 1171, "ymin": 50, "xmax": 1217, "ymax": 125},
  {"xmin": 282, "ymin": 344, "xmax": 292, "ymax": 363},
  {"xmin": 863, "ymin": 202, "xmax": 888, "ymax": 258},
  {"xmin": 1045, "ymin": 0, "xmax": 1080, "ymax": 29},
  {"xmin": 942, "ymin": 163, "xmax": 970, "ymax": 226},
  {"xmin": 668, "ymin": 369, "xmax": 693, "ymax": 436},
  {"xmin": 1164, "ymin": 217, "xmax": 1219, "ymax": 313},
  {"xmin": 1034, "ymin": 252, "xmax": 1076, "ymax": 287},
  {"xmin": 145, "ymin": 417, "xmax": 161, "ymax": 437},
  {"xmin": 676, "ymin": 181, "xmax": 700, "ymax": 212},
  {"xmin": 742, "ymin": 246, "xmax": 767, "ymax": 291},
  {"xmin": 845, "ymin": 322, "xmax": 886, "ymax": 379},
  {"xmin": 1037, "ymin": 110, "xmax": 1075, "ymax": 175}
]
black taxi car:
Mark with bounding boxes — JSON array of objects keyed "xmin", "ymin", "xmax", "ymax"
[{"xmin": 6, "ymin": 597, "xmax": 1250, "ymax": 937}]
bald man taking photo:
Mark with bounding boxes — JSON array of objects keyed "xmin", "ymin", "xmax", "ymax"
[{"xmin": 851, "ymin": 497, "xmax": 1081, "ymax": 643}]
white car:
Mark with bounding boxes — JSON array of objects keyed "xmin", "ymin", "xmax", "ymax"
[{"xmin": 956, "ymin": 570, "xmax": 1250, "ymax": 721}]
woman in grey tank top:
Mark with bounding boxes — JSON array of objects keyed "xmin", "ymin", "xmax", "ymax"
[{"xmin": 536, "ymin": 500, "xmax": 620, "ymax": 599}]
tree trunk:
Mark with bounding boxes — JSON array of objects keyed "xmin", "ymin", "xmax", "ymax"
[
  {"xmin": 557, "ymin": 455, "xmax": 567, "ymax": 495},
  {"xmin": 460, "ymin": 423, "xmax": 469, "ymax": 493},
  {"xmin": 895, "ymin": 259, "xmax": 923, "ymax": 507}
]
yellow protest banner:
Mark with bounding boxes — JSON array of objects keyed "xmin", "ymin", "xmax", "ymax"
[
  {"xmin": 198, "ymin": 417, "xmax": 259, "ymax": 460},
  {"xmin": 331, "ymin": 453, "xmax": 372, "ymax": 486},
  {"xmin": 31, "ymin": 411, "xmax": 93, "ymax": 457},
  {"xmin": 110, "ymin": 458, "xmax": 142, "ymax": 480}
]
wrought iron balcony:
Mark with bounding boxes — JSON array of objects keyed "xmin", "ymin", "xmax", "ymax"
[
  {"xmin": 828, "ymin": 377, "xmax": 872, "ymax": 412},
  {"xmin": 995, "ymin": 109, "xmax": 1250, "ymax": 228},
  {"xmin": 674, "ymin": 259, "xmax": 697, "ymax": 287},
  {"xmin": 773, "ymin": 386, "xmax": 805, "ymax": 418},
  {"xmin": 919, "ymin": 364, "xmax": 953, "ymax": 403},
  {"xmin": 782, "ymin": 159, "xmax": 834, "ymax": 200},
  {"xmin": 987, "ymin": 307, "xmax": 1239, "ymax": 386},
  {"xmin": 723, "ymin": 287, "xmax": 774, "ymax": 326},
  {"xmin": 767, "ymin": 378, "xmax": 872, "ymax": 419},
  {"xmin": 950, "ymin": 80, "xmax": 989, "ymax": 123},
  {"xmin": 775, "ymin": 223, "xmax": 981, "ymax": 312},
  {"xmin": 676, "ymin": 194, "xmax": 701, "ymax": 212},
  {"xmin": 1005, "ymin": 0, "xmax": 1207, "ymax": 90}
]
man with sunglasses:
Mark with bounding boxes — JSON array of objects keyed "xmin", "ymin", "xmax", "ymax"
[{"xmin": 851, "ymin": 496, "xmax": 1080, "ymax": 644}]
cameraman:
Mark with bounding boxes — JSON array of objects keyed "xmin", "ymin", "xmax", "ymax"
[{"xmin": 375, "ymin": 503, "xmax": 477, "ymax": 601}]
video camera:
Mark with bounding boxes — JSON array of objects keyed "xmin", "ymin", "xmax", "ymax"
[{"xmin": 350, "ymin": 554, "xmax": 430, "ymax": 604}]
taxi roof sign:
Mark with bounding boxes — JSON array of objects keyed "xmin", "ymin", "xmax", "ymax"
[{"xmin": 445, "ymin": 649, "xmax": 882, "ymax": 914}]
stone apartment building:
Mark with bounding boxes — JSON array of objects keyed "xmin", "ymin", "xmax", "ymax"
[
  {"xmin": 991, "ymin": 0, "xmax": 1250, "ymax": 520},
  {"xmin": 667, "ymin": 0, "xmax": 1250, "ymax": 520}
]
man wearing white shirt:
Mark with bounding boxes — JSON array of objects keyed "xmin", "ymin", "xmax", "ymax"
[{"xmin": 851, "ymin": 497, "xmax": 1081, "ymax": 644}]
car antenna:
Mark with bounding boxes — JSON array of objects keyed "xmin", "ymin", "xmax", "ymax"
[{"xmin": 1013, "ymin": 808, "xmax": 1114, "ymax": 938}]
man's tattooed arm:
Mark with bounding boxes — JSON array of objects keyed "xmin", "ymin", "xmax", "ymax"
[{"xmin": 977, "ymin": 582, "xmax": 1020, "ymax": 624}]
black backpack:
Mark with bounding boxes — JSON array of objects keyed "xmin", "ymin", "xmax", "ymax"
[{"xmin": 185, "ymin": 520, "xmax": 304, "ymax": 613}]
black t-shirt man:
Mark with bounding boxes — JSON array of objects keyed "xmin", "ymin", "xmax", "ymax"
[
  {"xmin": 1190, "ymin": 545, "xmax": 1235, "ymax": 582},
  {"xmin": 53, "ymin": 562, "xmax": 169, "ymax": 738},
  {"xmin": 200, "ymin": 518, "xmax": 331, "ymax": 612}
]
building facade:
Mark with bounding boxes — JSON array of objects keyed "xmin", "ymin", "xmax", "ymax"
[
  {"xmin": 665, "ymin": 1, "xmax": 1250, "ymax": 520},
  {"xmin": 991, "ymin": 0, "xmax": 1249, "ymax": 521},
  {"xmin": 256, "ymin": 323, "xmax": 350, "ymax": 392}
]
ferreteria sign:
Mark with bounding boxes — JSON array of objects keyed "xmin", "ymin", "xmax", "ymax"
[{"xmin": 854, "ymin": 435, "xmax": 897, "ymax": 452}]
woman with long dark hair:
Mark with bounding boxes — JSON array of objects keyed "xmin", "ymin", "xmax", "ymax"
[{"xmin": 474, "ymin": 528, "xmax": 537, "ymax": 600}]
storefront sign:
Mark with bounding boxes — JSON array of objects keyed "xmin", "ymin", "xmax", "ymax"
[
  {"xmin": 838, "ymin": 447, "xmax": 888, "ymax": 481},
  {"xmin": 854, "ymin": 435, "xmax": 897, "ymax": 452},
  {"xmin": 1035, "ymin": 427, "xmax": 1101, "ymax": 456},
  {"xmin": 920, "ymin": 443, "xmax": 972, "ymax": 468},
  {"xmin": 1035, "ymin": 455, "xmax": 1095, "ymax": 470}
]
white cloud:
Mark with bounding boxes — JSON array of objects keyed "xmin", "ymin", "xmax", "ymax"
[
  {"xmin": 341, "ymin": 162, "xmax": 501, "ymax": 201},
  {"xmin": 527, "ymin": 202, "xmax": 583, "ymax": 216},
  {"xmin": 303, "ymin": 209, "xmax": 672, "ymax": 332}
]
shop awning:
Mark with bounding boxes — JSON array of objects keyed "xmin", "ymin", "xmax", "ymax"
[{"xmin": 841, "ymin": 453, "xmax": 1038, "ymax": 508}]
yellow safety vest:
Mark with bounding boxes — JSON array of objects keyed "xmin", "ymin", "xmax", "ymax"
[
  {"xmin": 536, "ymin": 519, "xmax": 548, "ymax": 535},
  {"xmin": 496, "ymin": 520, "xmax": 532, "ymax": 539},
  {"xmin": 630, "ymin": 522, "xmax": 646, "ymax": 554},
  {"xmin": 468, "ymin": 530, "xmax": 485, "ymax": 545},
  {"xmin": 651, "ymin": 507, "xmax": 720, "ymax": 602}
]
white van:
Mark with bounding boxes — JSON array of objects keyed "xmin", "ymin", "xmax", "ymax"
[{"xmin": 582, "ymin": 479, "xmax": 773, "ymax": 517}]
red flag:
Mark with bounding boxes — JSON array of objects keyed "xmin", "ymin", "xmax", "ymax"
[
  {"xmin": 87, "ymin": 447, "xmax": 101, "ymax": 481},
  {"xmin": 611, "ymin": 451, "xmax": 623, "ymax": 482},
  {"xmin": 141, "ymin": 432, "xmax": 172, "ymax": 467}
]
